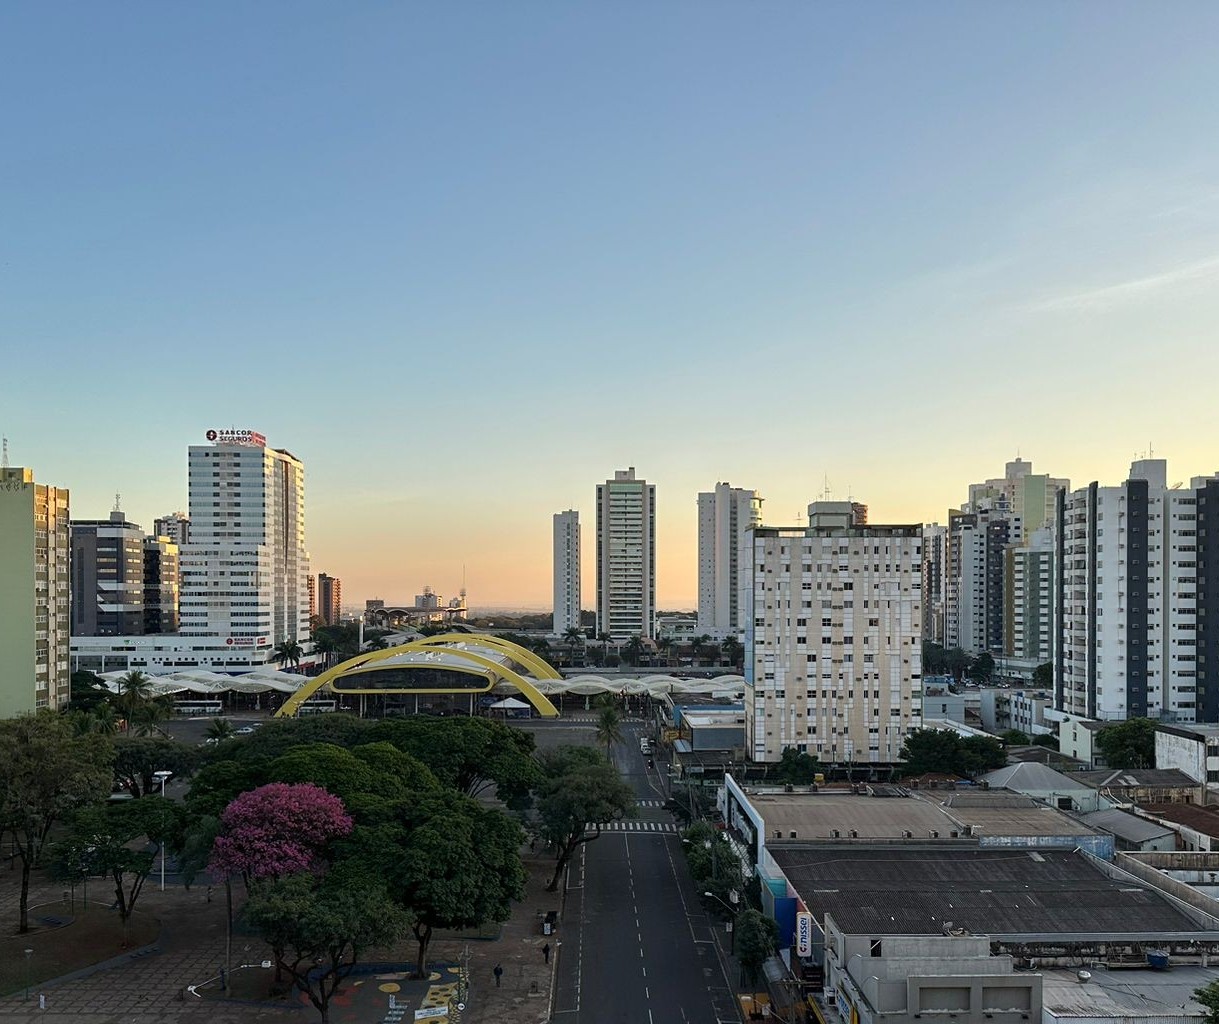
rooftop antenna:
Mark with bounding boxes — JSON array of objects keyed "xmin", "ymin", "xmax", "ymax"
[
  {"xmin": 1, "ymin": 437, "xmax": 8, "ymax": 469},
  {"xmin": 113, "ymin": 492, "xmax": 122, "ymax": 513}
]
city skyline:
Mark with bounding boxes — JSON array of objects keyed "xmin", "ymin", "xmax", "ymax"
[{"xmin": 5, "ymin": 4, "xmax": 1219, "ymax": 608}]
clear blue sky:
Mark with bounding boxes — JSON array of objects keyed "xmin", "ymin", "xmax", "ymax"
[{"xmin": 4, "ymin": 3, "xmax": 1219, "ymax": 608}]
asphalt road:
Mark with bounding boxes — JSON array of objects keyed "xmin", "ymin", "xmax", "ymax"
[{"xmin": 548, "ymin": 720, "xmax": 740, "ymax": 1024}]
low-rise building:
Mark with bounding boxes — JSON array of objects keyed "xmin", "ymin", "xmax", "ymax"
[
  {"xmin": 1157, "ymin": 724, "xmax": 1219, "ymax": 787},
  {"xmin": 982, "ymin": 761, "xmax": 1101, "ymax": 812},
  {"xmin": 1074, "ymin": 768, "xmax": 1202, "ymax": 806},
  {"xmin": 1081, "ymin": 808, "xmax": 1177, "ymax": 852}
]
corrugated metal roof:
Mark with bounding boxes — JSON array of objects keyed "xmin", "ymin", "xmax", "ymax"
[{"xmin": 1082, "ymin": 809, "xmax": 1176, "ymax": 844}]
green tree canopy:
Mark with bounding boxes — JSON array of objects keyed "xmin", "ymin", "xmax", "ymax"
[
  {"xmin": 0, "ymin": 712, "xmax": 114, "ymax": 932},
  {"xmin": 233, "ymin": 715, "xmax": 374, "ymax": 761},
  {"xmin": 899, "ymin": 728, "xmax": 1005, "ymax": 778},
  {"xmin": 244, "ymin": 868, "xmax": 408, "ymax": 1024},
  {"xmin": 1095, "ymin": 718, "xmax": 1157, "ymax": 769},
  {"xmin": 735, "ymin": 909, "xmax": 780, "ymax": 994},
  {"xmin": 969, "ymin": 652, "xmax": 995, "ymax": 683},
  {"xmin": 1033, "ymin": 662, "xmax": 1053, "ymax": 690},
  {"xmin": 112, "ymin": 736, "xmax": 200, "ymax": 798},
  {"xmin": 773, "ymin": 747, "xmax": 820, "ymax": 785},
  {"xmin": 1194, "ymin": 980, "xmax": 1219, "ymax": 1024},
  {"xmin": 999, "ymin": 729, "xmax": 1031, "ymax": 746},
  {"xmin": 534, "ymin": 745, "xmax": 636, "ymax": 891}
]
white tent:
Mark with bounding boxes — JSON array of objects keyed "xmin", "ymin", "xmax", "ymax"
[{"xmin": 488, "ymin": 697, "xmax": 531, "ymax": 710}]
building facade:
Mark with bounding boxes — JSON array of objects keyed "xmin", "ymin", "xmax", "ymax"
[
  {"xmin": 70, "ymin": 509, "xmax": 146, "ymax": 636},
  {"xmin": 0, "ymin": 466, "xmax": 70, "ymax": 714},
  {"xmin": 179, "ymin": 431, "xmax": 311, "ymax": 657},
  {"xmin": 552, "ymin": 510, "xmax": 581, "ymax": 636},
  {"xmin": 744, "ymin": 503, "xmax": 923, "ymax": 764},
  {"xmin": 153, "ymin": 511, "xmax": 190, "ymax": 548},
  {"xmin": 143, "ymin": 534, "xmax": 179, "ymax": 634},
  {"xmin": 316, "ymin": 572, "xmax": 342, "ymax": 626},
  {"xmin": 595, "ymin": 468, "xmax": 656, "ymax": 639},
  {"xmin": 921, "ymin": 523, "xmax": 947, "ymax": 644},
  {"xmin": 1004, "ymin": 526, "xmax": 1054, "ymax": 663},
  {"xmin": 697, "ymin": 483, "xmax": 762, "ymax": 638},
  {"xmin": 1056, "ymin": 459, "xmax": 1219, "ymax": 723}
]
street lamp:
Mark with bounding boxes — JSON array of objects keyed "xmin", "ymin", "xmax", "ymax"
[
  {"xmin": 153, "ymin": 770, "xmax": 172, "ymax": 891},
  {"xmin": 23, "ymin": 948, "xmax": 32, "ymax": 1001},
  {"xmin": 703, "ymin": 891, "xmax": 740, "ymax": 954}
]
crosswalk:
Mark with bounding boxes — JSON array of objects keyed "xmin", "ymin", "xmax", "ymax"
[
  {"xmin": 637, "ymin": 799, "xmax": 665, "ymax": 808},
  {"xmin": 597, "ymin": 821, "xmax": 679, "ymax": 834}
]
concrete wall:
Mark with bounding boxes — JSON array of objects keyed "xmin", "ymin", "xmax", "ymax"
[
  {"xmin": 0, "ymin": 477, "xmax": 36, "ymax": 717},
  {"xmin": 1158, "ymin": 731, "xmax": 1209, "ymax": 785},
  {"xmin": 979, "ymin": 833, "xmax": 1114, "ymax": 859}
]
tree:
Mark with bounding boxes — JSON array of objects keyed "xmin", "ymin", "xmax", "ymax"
[
  {"xmin": 922, "ymin": 642, "xmax": 947, "ymax": 676},
  {"xmin": 311, "ymin": 632, "xmax": 340, "ymax": 669},
  {"xmin": 68, "ymin": 670, "xmax": 111, "ymax": 713},
  {"xmin": 969, "ymin": 652, "xmax": 995, "ymax": 683},
  {"xmin": 622, "ymin": 635, "xmax": 645, "ymax": 666},
  {"xmin": 1095, "ymin": 718, "xmax": 1157, "ymax": 769},
  {"xmin": 594, "ymin": 704, "xmax": 625, "ymax": 759},
  {"xmin": 1033, "ymin": 662, "xmax": 1053, "ymax": 690},
  {"xmin": 206, "ymin": 717, "xmax": 236, "ymax": 742},
  {"xmin": 944, "ymin": 647, "xmax": 971, "ymax": 681},
  {"xmin": 721, "ymin": 635, "xmax": 742, "ymax": 671},
  {"xmin": 0, "ymin": 714, "xmax": 114, "ymax": 932},
  {"xmin": 396, "ymin": 798, "xmax": 525, "ymax": 977},
  {"xmin": 596, "ymin": 632, "xmax": 612, "ymax": 661},
  {"xmin": 1195, "ymin": 980, "xmax": 1219, "ymax": 1024},
  {"xmin": 245, "ymin": 869, "xmax": 408, "ymax": 1024},
  {"xmin": 735, "ymin": 909, "xmax": 779, "ymax": 995},
  {"xmin": 959, "ymin": 735, "xmax": 1006, "ymax": 775},
  {"xmin": 366, "ymin": 716, "xmax": 539, "ymax": 805},
  {"xmin": 210, "ymin": 783, "xmax": 354, "ymax": 884},
  {"xmin": 999, "ymin": 729, "xmax": 1030, "ymax": 746},
  {"xmin": 689, "ymin": 635, "xmax": 705, "ymax": 665},
  {"xmin": 114, "ymin": 670, "xmax": 155, "ymax": 731},
  {"xmin": 773, "ymin": 747, "xmax": 820, "ymax": 786},
  {"xmin": 535, "ymin": 745, "xmax": 636, "ymax": 891},
  {"xmin": 60, "ymin": 798, "xmax": 183, "ymax": 936},
  {"xmin": 1032, "ymin": 733, "xmax": 1057, "ymax": 748},
  {"xmin": 898, "ymin": 728, "xmax": 1005, "ymax": 778},
  {"xmin": 273, "ymin": 640, "xmax": 304, "ymax": 672},
  {"xmin": 112, "ymin": 736, "xmax": 199, "ymax": 798},
  {"xmin": 563, "ymin": 626, "xmax": 584, "ymax": 666}
]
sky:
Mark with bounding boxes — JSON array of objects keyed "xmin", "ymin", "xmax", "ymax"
[{"xmin": 4, "ymin": 3, "xmax": 1219, "ymax": 610}]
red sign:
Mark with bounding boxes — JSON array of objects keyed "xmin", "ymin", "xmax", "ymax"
[{"xmin": 226, "ymin": 636, "xmax": 268, "ymax": 647}]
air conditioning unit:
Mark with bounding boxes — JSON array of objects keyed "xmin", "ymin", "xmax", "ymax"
[
  {"xmin": 929, "ymin": 830, "xmax": 940, "ymax": 839},
  {"xmin": 849, "ymin": 829, "xmax": 859, "ymax": 839},
  {"xmin": 790, "ymin": 830, "xmax": 798, "ymax": 839},
  {"xmin": 902, "ymin": 830, "xmax": 913, "ymax": 839},
  {"xmin": 774, "ymin": 829, "xmax": 782, "ymax": 839},
  {"xmin": 831, "ymin": 829, "xmax": 841, "ymax": 839}
]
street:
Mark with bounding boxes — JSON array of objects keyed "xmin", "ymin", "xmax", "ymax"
[{"xmin": 536, "ymin": 718, "xmax": 740, "ymax": 1024}]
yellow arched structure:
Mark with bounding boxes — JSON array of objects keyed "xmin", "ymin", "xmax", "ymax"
[{"xmin": 276, "ymin": 634, "xmax": 560, "ymax": 719}]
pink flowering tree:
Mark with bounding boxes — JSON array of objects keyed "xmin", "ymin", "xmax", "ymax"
[
  {"xmin": 209, "ymin": 783, "xmax": 353, "ymax": 988},
  {"xmin": 210, "ymin": 782, "xmax": 353, "ymax": 884}
]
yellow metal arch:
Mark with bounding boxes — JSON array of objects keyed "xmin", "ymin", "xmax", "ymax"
[
  {"xmin": 408, "ymin": 632, "xmax": 563, "ymax": 682},
  {"xmin": 276, "ymin": 636, "xmax": 559, "ymax": 719}
]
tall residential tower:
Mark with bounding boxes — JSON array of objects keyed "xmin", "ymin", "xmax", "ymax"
[
  {"xmin": 697, "ymin": 483, "xmax": 762, "ymax": 638},
  {"xmin": 552, "ymin": 510, "xmax": 581, "ymax": 636},
  {"xmin": 596, "ymin": 468, "xmax": 656, "ymax": 639}
]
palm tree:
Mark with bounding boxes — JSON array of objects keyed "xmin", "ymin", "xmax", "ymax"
[
  {"xmin": 272, "ymin": 639, "xmax": 304, "ymax": 672},
  {"xmin": 115, "ymin": 670, "xmax": 154, "ymax": 732},
  {"xmin": 563, "ymin": 626, "xmax": 584, "ymax": 666},
  {"xmin": 595, "ymin": 704, "xmax": 625, "ymax": 759},
  {"xmin": 206, "ymin": 718, "xmax": 235, "ymax": 742},
  {"xmin": 688, "ymin": 635, "xmax": 704, "ymax": 666},
  {"xmin": 623, "ymin": 635, "xmax": 645, "ymax": 667},
  {"xmin": 656, "ymin": 634, "xmax": 674, "ymax": 668},
  {"xmin": 721, "ymin": 635, "xmax": 742, "ymax": 670},
  {"xmin": 129, "ymin": 694, "xmax": 173, "ymax": 737},
  {"xmin": 312, "ymin": 632, "xmax": 340, "ymax": 669},
  {"xmin": 597, "ymin": 632, "xmax": 612, "ymax": 660}
]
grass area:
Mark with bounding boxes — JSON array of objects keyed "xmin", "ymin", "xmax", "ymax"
[{"xmin": 0, "ymin": 904, "xmax": 159, "ymax": 997}]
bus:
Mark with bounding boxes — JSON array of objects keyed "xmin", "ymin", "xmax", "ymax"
[
  {"xmin": 298, "ymin": 700, "xmax": 337, "ymax": 715},
  {"xmin": 173, "ymin": 700, "xmax": 223, "ymax": 716}
]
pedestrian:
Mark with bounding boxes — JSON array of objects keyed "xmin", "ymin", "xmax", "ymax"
[
  {"xmin": 493, "ymin": 964, "xmax": 503, "ymax": 988},
  {"xmin": 206, "ymin": 885, "xmax": 213, "ymax": 904},
  {"xmin": 542, "ymin": 943, "xmax": 551, "ymax": 965}
]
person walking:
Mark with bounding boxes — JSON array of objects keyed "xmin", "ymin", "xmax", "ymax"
[
  {"xmin": 493, "ymin": 964, "xmax": 503, "ymax": 988},
  {"xmin": 542, "ymin": 943, "xmax": 551, "ymax": 965}
]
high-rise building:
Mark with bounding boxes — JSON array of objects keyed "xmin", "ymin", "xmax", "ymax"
[
  {"xmin": 1005, "ymin": 526, "xmax": 1053, "ymax": 664},
  {"xmin": 596, "ymin": 467, "xmax": 656, "ymax": 639},
  {"xmin": 968, "ymin": 458, "xmax": 1068, "ymax": 545},
  {"xmin": 0, "ymin": 466, "xmax": 70, "ymax": 714},
  {"xmin": 697, "ymin": 483, "xmax": 762, "ymax": 638},
  {"xmin": 153, "ymin": 511, "xmax": 190, "ymax": 548},
  {"xmin": 552, "ymin": 510, "xmax": 581, "ymax": 636},
  {"xmin": 179, "ymin": 430, "xmax": 310, "ymax": 656},
  {"xmin": 143, "ymin": 534, "xmax": 180, "ymax": 634},
  {"xmin": 922, "ymin": 523, "xmax": 948, "ymax": 644},
  {"xmin": 307, "ymin": 574, "xmax": 317, "ymax": 623},
  {"xmin": 316, "ymin": 573, "xmax": 342, "ymax": 626},
  {"xmin": 1056, "ymin": 459, "xmax": 1219, "ymax": 723},
  {"xmin": 744, "ymin": 502, "xmax": 923, "ymax": 764},
  {"xmin": 70, "ymin": 509, "xmax": 146, "ymax": 636}
]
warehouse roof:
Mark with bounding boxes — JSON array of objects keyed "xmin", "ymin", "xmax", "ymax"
[
  {"xmin": 1081, "ymin": 808, "xmax": 1176, "ymax": 844},
  {"xmin": 770, "ymin": 847, "xmax": 1205, "ymax": 938},
  {"xmin": 983, "ymin": 762, "xmax": 1093, "ymax": 793}
]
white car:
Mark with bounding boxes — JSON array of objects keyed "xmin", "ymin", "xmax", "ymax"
[{"xmin": 235, "ymin": 726, "xmax": 256, "ymax": 735}]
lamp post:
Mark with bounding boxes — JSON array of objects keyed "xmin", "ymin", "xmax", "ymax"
[
  {"xmin": 703, "ymin": 891, "xmax": 739, "ymax": 954},
  {"xmin": 153, "ymin": 770, "xmax": 172, "ymax": 891},
  {"xmin": 23, "ymin": 948, "xmax": 32, "ymax": 1001}
]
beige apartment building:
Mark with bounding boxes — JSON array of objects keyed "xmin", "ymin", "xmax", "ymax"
[
  {"xmin": 745, "ymin": 503, "xmax": 923, "ymax": 765},
  {"xmin": 0, "ymin": 467, "xmax": 71, "ymax": 715}
]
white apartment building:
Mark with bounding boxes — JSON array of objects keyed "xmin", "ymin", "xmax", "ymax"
[
  {"xmin": 552, "ymin": 510, "xmax": 581, "ymax": 635},
  {"xmin": 596, "ymin": 468, "xmax": 656, "ymax": 639},
  {"xmin": 180, "ymin": 431, "xmax": 310, "ymax": 655},
  {"xmin": 745, "ymin": 503, "xmax": 923, "ymax": 765},
  {"xmin": 697, "ymin": 483, "xmax": 762, "ymax": 638},
  {"xmin": 1055, "ymin": 459, "xmax": 1219, "ymax": 723},
  {"xmin": 1005, "ymin": 526, "xmax": 1054, "ymax": 663},
  {"xmin": 0, "ymin": 467, "xmax": 70, "ymax": 714}
]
